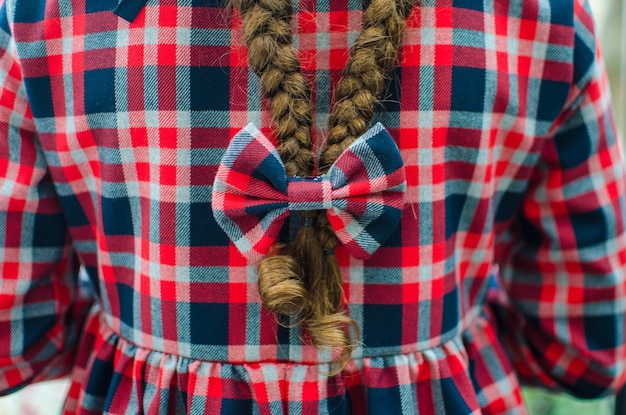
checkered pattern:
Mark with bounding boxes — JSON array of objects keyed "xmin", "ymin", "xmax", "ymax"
[
  {"xmin": 212, "ymin": 122, "xmax": 406, "ymax": 261},
  {"xmin": 0, "ymin": 0, "xmax": 625, "ymax": 413}
]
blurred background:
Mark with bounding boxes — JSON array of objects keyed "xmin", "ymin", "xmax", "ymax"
[
  {"xmin": 0, "ymin": 0, "xmax": 624, "ymax": 414},
  {"xmin": 592, "ymin": 0, "xmax": 625, "ymax": 142}
]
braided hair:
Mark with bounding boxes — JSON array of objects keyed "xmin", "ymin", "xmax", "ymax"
[{"xmin": 231, "ymin": 0, "xmax": 415, "ymax": 373}]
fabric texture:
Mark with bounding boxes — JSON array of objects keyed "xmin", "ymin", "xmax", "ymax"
[{"xmin": 0, "ymin": 0, "xmax": 625, "ymax": 414}]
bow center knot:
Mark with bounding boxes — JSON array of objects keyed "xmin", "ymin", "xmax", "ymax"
[{"xmin": 287, "ymin": 176, "xmax": 333, "ymax": 211}]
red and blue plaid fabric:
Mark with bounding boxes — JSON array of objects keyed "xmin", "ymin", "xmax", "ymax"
[
  {"xmin": 0, "ymin": 0, "xmax": 625, "ymax": 414},
  {"xmin": 212, "ymin": 122, "xmax": 406, "ymax": 261}
]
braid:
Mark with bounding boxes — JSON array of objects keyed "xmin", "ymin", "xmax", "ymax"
[
  {"xmin": 307, "ymin": 0, "xmax": 414, "ymax": 373},
  {"xmin": 232, "ymin": 0, "xmax": 415, "ymax": 374},
  {"xmin": 233, "ymin": 0, "xmax": 314, "ymax": 176},
  {"xmin": 321, "ymin": 0, "xmax": 413, "ymax": 170}
]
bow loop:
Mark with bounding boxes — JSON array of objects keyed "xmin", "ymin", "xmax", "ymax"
[{"xmin": 212, "ymin": 123, "xmax": 406, "ymax": 262}]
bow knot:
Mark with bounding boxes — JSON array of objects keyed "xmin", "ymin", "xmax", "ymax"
[
  {"xmin": 287, "ymin": 176, "xmax": 333, "ymax": 211},
  {"xmin": 212, "ymin": 123, "xmax": 406, "ymax": 263}
]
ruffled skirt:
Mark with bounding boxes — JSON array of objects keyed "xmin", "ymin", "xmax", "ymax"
[{"xmin": 62, "ymin": 309, "xmax": 526, "ymax": 414}]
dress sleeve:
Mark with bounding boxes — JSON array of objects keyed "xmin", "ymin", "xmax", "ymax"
[
  {"xmin": 492, "ymin": 0, "xmax": 626, "ymax": 398},
  {"xmin": 0, "ymin": 2, "xmax": 93, "ymax": 394}
]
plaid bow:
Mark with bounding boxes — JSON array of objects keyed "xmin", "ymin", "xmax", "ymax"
[{"xmin": 212, "ymin": 123, "xmax": 406, "ymax": 262}]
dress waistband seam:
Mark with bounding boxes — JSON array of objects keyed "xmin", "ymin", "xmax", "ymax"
[{"xmin": 99, "ymin": 314, "xmax": 468, "ymax": 366}]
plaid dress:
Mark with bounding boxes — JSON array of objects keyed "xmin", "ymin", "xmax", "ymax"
[{"xmin": 1, "ymin": 0, "xmax": 625, "ymax": 413}]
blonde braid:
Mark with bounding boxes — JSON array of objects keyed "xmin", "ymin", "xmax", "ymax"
[
  {"xmin": 233, "ymin": 0, "xmax": 314, "ymax": 176},
  {"xmin": 232, "ymin": 0, "xmax": 415, "ymax": 374},
  {"xmin": 233, "ymin": 0, "xmax": 314, "ymax": 318},
  {"xmin": 321, "ymin": 0, "xmax": 414, "ymax": 169}
]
